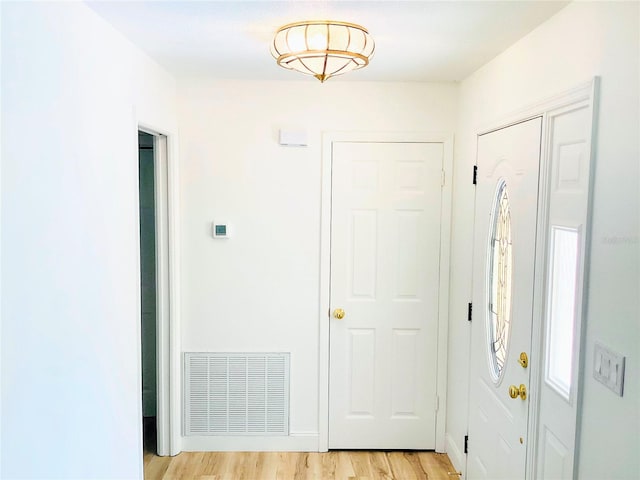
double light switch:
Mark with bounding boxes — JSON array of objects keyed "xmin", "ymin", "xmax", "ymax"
[{"xmin": 593, "ymin": 342, "xmax": 625, "ymax": 396}]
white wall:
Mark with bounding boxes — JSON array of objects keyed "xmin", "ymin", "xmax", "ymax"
[
  {"xmin": 447, "ymin": 2, "xmax": 639, "ymax": 478},
  {"xmin": 177, "ymin": 79, "xmax": 458, "ymax": 447},
  {"xmin": 1, "ymin": 2, "xmax": 177, "ymax": 478}
]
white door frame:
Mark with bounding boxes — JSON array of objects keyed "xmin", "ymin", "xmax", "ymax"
[
  {"xmin": 319, "ymin": 131, "xmax": 454, "ymax": 452},
  {"xmin": 138, "ymin": 124, "xmax": 182, "ymax": 457},
  {"xmin": 468, "ymin": 78, "xmax": 598, "ymax": 478}
]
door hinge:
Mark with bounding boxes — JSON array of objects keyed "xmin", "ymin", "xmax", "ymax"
[
  {"xmin": 435, "ymin": 394, "xmax": 439, "ymax": 412},
  {"xmin": 441, "ymin": 170, "xmax": 446, "ymax": 187},
  {"xmin": 472, "ymin": 165, "xmax": 478, "ymax": 185},
  {"xmin": 464, "ymin": 434, "xmax": 469, "ymax": 454},
  {"xmin": 467, "ymin": 302, "xmax": 473, "ymax": 322}
]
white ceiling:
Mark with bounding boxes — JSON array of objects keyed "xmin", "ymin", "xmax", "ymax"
[{"xmin": 87, "ymin": 1, "xmax": 569, "ymax": 83}]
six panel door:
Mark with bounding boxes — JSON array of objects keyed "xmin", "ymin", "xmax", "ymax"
[{"xmin": 328, "ymin": 141, "xmax": 444, "ymax": 449}]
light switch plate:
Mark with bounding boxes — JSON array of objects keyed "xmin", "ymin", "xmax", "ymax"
[{"xmin": 593, "ymin": 342, "xmax": 625, "ymax": 396}]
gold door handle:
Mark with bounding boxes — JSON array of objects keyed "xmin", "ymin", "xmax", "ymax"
[
  {"xmin": 333, "ymin": 308, "xmax": 345, "ymax": 320},
  {"xmin": 518, "ymin": 352, "xmax": 529, "ymax": 368},
  {"xmin": 508, "ymin": 384, "xmax": 527, "ymax": 400}
]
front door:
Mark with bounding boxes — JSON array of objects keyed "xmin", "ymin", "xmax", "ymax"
[
  {"xmin": 467, "ymin": 118, "xmax": 542, "ymax": 478},
  {"xmin": 328, "ymin": 141, "xmax": 443, "ymax": 449}
]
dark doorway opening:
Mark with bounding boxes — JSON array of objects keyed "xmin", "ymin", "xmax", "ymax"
[{"xmin": 138, "ymin": 131, "xmax": 157, "ymax": 456}]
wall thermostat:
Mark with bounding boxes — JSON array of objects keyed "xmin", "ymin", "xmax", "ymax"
[{"xmin": 212, "ymin": 221, "xmax": 231, "ymax": 239}]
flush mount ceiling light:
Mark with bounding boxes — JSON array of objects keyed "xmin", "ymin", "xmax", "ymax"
[{"xmin": 271, "ymin": 20, "xmax": 375, "ymax": 83}]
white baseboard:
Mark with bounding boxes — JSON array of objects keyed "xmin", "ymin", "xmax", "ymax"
[
  {"xmin": 181, "ymin": 432, "xmax": 319, "ymax": 452},
  {"xmin": 446, "ymin": 433, "xmax": 465, "ymax": 478}
]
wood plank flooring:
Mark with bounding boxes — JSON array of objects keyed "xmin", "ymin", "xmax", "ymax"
[{"xmin": 144, "ymin": 450, "xmax": 459, "ymax": 480}]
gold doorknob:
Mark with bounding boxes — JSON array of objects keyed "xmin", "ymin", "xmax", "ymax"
[
  {"xmin": 508, "ymin": 384, "xmax": 527, "ymax": 400},
  {"xmin": 333, "ymin": 308, "xmax": 345, "ymax": 320}
]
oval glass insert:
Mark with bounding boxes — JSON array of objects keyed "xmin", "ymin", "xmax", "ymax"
[{"xmin": 488, "ymin": 180, "xmax": 513, "ymax": 381}]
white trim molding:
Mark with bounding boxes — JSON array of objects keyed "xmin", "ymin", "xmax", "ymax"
[
  {"xmin": 182, "ymin": 432, "xmax": 319, "ymax": 452},
  {"xmin": 446, "ymin": 433, "xmax": 465, "ymax": 477}
]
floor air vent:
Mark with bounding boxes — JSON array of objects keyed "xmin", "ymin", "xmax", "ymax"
[{"xmin": 184, "ymin": 352, "xmax": 290, "ymax": 436}]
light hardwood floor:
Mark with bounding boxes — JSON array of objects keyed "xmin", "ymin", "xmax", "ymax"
[{"xmin": 143, "ymin": 450, "xmax": 459, "ymax": 480}]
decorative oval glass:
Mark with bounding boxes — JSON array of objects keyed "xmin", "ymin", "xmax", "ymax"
[{"xmin": 487, "ymin": 180, "xmax": 513, "ymax": 382}]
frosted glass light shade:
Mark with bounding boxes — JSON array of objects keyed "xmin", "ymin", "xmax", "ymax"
[{"xmin": 271, "ymin": 21, "xmax": 375, "ymax": 82}]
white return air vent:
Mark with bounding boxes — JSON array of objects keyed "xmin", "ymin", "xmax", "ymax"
[{"xmin": 184, "ymin": 353, "xmax": 290, "ymax": 436}]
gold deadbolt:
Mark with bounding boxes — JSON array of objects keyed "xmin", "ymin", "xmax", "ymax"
[
  {"xmin": 518, "ymin": 352, "xmax": 529, "ymax": 368},
  {"xmin": 508, "ymin": 384, "xmax": 527, "ymax": 400},
  {"xmin": 333, "ymin": 308, "xmax": 345, "ymax": 320}
]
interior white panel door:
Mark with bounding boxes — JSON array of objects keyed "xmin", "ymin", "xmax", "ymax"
[
  {"xmin": 467, "ymin": 118, "xmax": 542, "ymax": 478},
  {"xmin": 328, "ymin": 141, "xmax": 443, "ymax": 449}
]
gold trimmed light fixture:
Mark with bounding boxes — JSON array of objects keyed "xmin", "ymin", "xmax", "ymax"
[{"xmin": 271, "ymin": 20, "xmax": 375, "ymax": 83}]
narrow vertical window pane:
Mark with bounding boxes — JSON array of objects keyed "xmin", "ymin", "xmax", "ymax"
[
  {"xmin": 546, "ymin": 226, "xmax": 579, "ymax": 399},
  {"xmin": 488, "ymin": 181, "xmax": 513, "ymax": 381}
]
